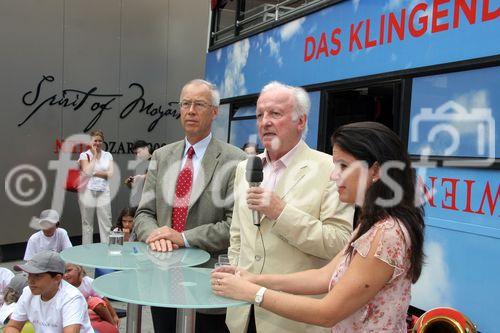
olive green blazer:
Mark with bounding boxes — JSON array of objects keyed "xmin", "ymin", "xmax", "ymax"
[{"xmin": 134, "ymin": 137, "xmax": 246, "ymax": 256}]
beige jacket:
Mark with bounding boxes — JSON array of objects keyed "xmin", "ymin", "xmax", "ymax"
[{"xmin": 227, "ymin": 141, "xmax": 354, "ymax": 333}]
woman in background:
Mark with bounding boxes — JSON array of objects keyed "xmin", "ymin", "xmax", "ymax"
[
  {"xmin": 212, "ymin": 122, "xmax": 425, "ymax": 332},
  {"xmin": 79, "ymin": 130, "xmax": 113, "ymax": 244}
]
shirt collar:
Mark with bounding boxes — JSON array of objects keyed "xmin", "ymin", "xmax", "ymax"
[
  {"xmin": 183, "ymin": 133, "xmax": 212, "ymax": 158},
  {"xmin": 261, "ymin": 139, "xmax": 303, "ymax": 168}
]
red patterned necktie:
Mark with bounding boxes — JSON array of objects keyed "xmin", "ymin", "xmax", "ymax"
[{"xmin": 171, "ymin": 146, "xmax": 195, "ymax": 232}]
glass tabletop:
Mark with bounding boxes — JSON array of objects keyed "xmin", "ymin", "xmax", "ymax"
[
  {"xmin": 92, "ymin": 267, "xmax": 248, "ymax": 309},
  {"xmin": 60, "ymin": 242, "xmax": 210, "ymax": 270}
]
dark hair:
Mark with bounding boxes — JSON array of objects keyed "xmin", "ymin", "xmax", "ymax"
[
  {"xmin": 115, "ymin": 207, "xmax": 137, "ymax": 229},
  {"xmin": 133, "ymin": 140, "xmax": 152, "ymax": 154},
  {"xmin": 242, "ymin": 142, "xmax": 258, "ymax": 151},
  {"xmin": 331, "ymin": 121, "xmax": 424, "ymax": 283},
  {"xmin": 47, "ymin": 272, "xmax": 62, "ymax": 277}
]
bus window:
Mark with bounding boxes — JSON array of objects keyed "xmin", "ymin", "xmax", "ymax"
[
  {"xmin": 409, "ymin": 66, "xmax": 499, "ymax": 162},
  {"xmin": 229, "ymin": 103, "xmax": 259, "ymax": 151},
  {"xmin": 322, "ymin": 81, "xmax": 401, "ymax": 153}
]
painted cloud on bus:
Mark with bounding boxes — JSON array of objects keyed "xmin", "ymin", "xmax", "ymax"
[
  {"xmin": 411, "ymin": 241, "xmax": 452, "ymax": 309},
  {"xmin": 220, "ymin": 39, "xmax": 250, "ymax": 99}
]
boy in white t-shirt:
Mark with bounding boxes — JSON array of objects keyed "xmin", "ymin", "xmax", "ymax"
[
  {"xmin": 24, "ymin": 209, "xmax": 73, "ymax": 261},
  {"xmin": 5, "ymin": 251, "xmax": 94, "ymax": 333}
]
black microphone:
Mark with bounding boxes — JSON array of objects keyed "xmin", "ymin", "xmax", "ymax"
[{"xmin": 245, "ymin": 155, "xmax": 263, "ymax": 227}]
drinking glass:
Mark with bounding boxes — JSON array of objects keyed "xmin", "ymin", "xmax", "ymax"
[
  {"xmin": 218, "ymin": 254, "xmax": 230, "ymax": 265},
  {"xmin": 108, "ymin": 230, "xmax": 124, "ymax": 255}
]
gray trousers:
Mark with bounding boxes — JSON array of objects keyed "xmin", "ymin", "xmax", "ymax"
[{"xmin": 78, "ymin": 189, "xmax": 112, "ymax": 244}]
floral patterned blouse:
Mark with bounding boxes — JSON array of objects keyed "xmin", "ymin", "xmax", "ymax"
[{"xmin": 329, "ymin": 217, "xmax": 412, "ymax": 333}]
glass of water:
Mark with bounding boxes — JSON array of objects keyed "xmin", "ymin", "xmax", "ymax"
[
  {"xmin": 218, "ymin": 254, "xmax": 230, "ymax": 265},
  {"xmin": 108, "ymin": 230, "xmax": 124, "ymax": 255}
]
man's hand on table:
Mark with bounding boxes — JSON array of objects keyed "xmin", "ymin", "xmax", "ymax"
[{"xmin": 146, "ymin": 226, "xmax": 185, "ymax": 252}]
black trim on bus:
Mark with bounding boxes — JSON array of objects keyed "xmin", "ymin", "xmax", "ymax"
[
  {"xmin": 409, "ymin": 156, "xmax": 500, "ymax": 169},
  {"xmin": 317, "ymin": 90, "xmax": 330, "ymax": 153},
  {"xmin": 227, "ymin": 103, "xmax": 235, "ymax": 143},
  {"xmin": 232, "ymin": 115, "xmax": 257, "ymax": 121},
  {"xmin": 400, "ymin": 78, "xmax": 413, "ymax": 151},
  {"xmin": 223, "ymin": 93, "xmax": 259, "ymax": 107},
  {"xmin": 210, "ymin": 5, "xmax": 218, "ymax": 47},
  {"xmin": 392, "ymin": 81, "xmax": 402, "ymax": 135}
]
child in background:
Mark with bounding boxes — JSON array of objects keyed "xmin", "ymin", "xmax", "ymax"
[
  {"xmin": 64, "ymin": 263, "xmax": 119, "ymax": 333},
  {"xmin": 24, "ymin": 210, "xmax": 72, "ymax": 261},
  {"xmin": 6, "ymin": 251, "xmax": 93, "ymax": 333},
  {"xmin": 96, "ymin": 208, "xmax": 137, "ymax": 279},
  {"xmin": 0, "ymin": 268, "xmax": 14, "ymax": 307},
  {"xmin": 0, "ymin": 275, "xmax": 30, "ymax": 327},
  {"xmin": 114, "ymin": 207, "xmax": 137, "ymax": 242}
]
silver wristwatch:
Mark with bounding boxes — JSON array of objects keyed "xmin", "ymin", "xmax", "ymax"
[{"xmin": 254, "ymin": 287, "xmax": 267, "ymax": 306}]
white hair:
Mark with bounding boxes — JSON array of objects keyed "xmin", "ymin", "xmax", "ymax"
[
  {"xmin": 260, "ymin": 81, "xmax": 310, "ymax": 138},
  {"xmin": 181, "ymin": 79, "xmax": 220, "ymax": 107}
]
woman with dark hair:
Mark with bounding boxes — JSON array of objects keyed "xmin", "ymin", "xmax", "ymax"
[
  {"xmin": 113, "ymin": 207, "xmax": 137, "ymax": 242},
  {"xmin": 212, "ymin": 122, "xmax": 424, "ymax": 332},
  {"xmin": 242, "ymin": 142, "xmax": 258, "ymax": 155}
]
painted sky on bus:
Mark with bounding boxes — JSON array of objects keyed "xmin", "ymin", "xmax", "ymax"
[
  {"xmin": 413, "ymin": 167, "xmax": 499, "ymax": 333},
  {"xmin": 206, "ymin": 0, "xmax": 499, "ymax": 99}
]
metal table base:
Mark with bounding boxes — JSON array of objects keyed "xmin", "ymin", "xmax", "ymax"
[{"xmin": 125, "ymin": 303, "xmax": 142, "ymax": 333}]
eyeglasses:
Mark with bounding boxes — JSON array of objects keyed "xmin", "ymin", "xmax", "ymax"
[{"xmin": 179, "ymin": 100, "xmax": 212, "ymax": 111}]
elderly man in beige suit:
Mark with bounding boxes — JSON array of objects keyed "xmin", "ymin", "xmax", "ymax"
[
  {"xmin": 226, "ymin": 81, "xmax": 354, "ymax": 333},
  {"xmin": 134, "ymin": 79, "xmax": 246, "ymax": 332}
]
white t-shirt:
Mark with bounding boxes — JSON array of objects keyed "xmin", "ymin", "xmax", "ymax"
[
  {"xmin": 0, "ymin": 302, "xmax": 16, "ymax": 324},
  {"xmin": 11, "ymin": 280, "xmax": 94, "ymax": 333},
  {"xmin": 79, "ymin": 150, "xmax": 113, "ymax": 192},
  {"xmin": 77, "ymin": 276, "xmax": 101, "ymax": 299},
  {"xmin": 24, "ymin": 228, "xmax": 73, "ymax": 260},
  {"xmin": 0, "ymin": 268, "xmax": 14, "ymax": 306}
]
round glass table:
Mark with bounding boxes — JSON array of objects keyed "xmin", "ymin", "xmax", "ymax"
[
  {"xmin": 93, "ymin": 267, "xmax": 247, "ymax": 333},
  {"xmin": 60, "ymin": 242, "xmax": 210, "ymax": 270},
  {"xmin": 61, "ymin": 242, "xmax": 211, "ymax": 332}
]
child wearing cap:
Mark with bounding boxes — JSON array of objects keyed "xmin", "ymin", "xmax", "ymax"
[
  {"xmin": 4, "ymin": 251, "xmax": 93, "ymax": 333},
  {"xmin": 0, "ymin": 275, "xmax": 29, "ymax": 326},
  {"xmin": 0, "ymin": 268, "xmax": 14, "ymax": 307},
  {"xmin": 0, "ymin": 275, "xmax": 35, "ymax": 333},
  {"xmin": 24, "ymin": 210, "xmax": 72, "ymax": 261}
]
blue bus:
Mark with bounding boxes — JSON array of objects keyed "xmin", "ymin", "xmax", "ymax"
[{"xmin": 206, "ymin": 0, "xmax": 499, "ymax": 331}]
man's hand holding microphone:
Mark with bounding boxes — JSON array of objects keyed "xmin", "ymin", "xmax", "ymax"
[{"xmin": 245, "ymin": 155, "xmax": 285, "ymax": 224}]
